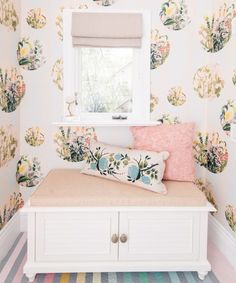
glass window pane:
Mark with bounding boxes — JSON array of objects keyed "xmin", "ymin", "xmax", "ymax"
[{"xmin": 79, "ymin": 48, "xmax": 133, "ymax": 113}]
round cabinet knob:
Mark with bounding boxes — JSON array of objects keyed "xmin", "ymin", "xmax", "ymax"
[
  {"xmin": 111, "ymin": 234, "xmax": 119, "ymax": 244},
  {"xmin": 120, "ymin": 234, "xmax": 128, "ymax": 243}
]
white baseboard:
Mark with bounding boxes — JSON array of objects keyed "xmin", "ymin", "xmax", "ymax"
[
  {"xmin": 0, "ymin": 212, "xmax": 20, "ymax": 262},
  {"xmin": 20, "ymin": 209, "xmax": 27, "ymax": 232},
  {"xmin": 209, "ymin": 215, "xmax": 236, "ymax": 269}
]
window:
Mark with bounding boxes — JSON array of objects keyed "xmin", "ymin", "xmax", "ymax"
[
  {"xmin": 63, "ymin": 10, "xmax": 151, "ymax": 125},
  {"xmin": 78, "ymin": 47, "xmax": 133, "ymax": 114}
]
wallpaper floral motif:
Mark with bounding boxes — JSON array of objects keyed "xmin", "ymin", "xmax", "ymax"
[
  {"xmin": 55, "ymin": 7, "xmax": 63, "ymax": 42},
  {"xmin": 220, "ymin": 100, "xmax": 236, "ymax": 136},
  {"xmin": 150, "ymin": 29, "xmax": 170, "ymax": 70},
  {"xmin": 54, "ymin": 127, "xmax": 97, "ymax": 162},
  {"xmin": 0, "ymin": 67, "xmax": 25, "ymax": 112},
  {"xmin": 160, "ymin": 0, "xmax": 190, "ymax": 31},
  {"xmin": 232, "ymin": 70, "xmax": 236, "ymax": 86},
  {"xmin": 195, "ymin": 178, "xmax": 218, "ymax": 215},
  {"xmin": 193, "ymin": 132, "xmax": 228, "ymax": 174},
  {"xmin": 51, "ymin": 58, "xmax": 63, "ymax": 91},
  {"xmin": 157, "ymin": 114, "xmax": 181, "ymax": 124},
  {"xmin": 26, "ymin": 8, "xmax": 46, "ymax": 29},
  {"xmin": 16, "ymin": 155, "xmax": 42, "ymax": 187},
  {"xmin": 0, "ymin": 126, "xmax": 17, "ymax": 168},
  {"xmin": 167, "ymin": 86, "xmax": 186, "ymax": 106},
  {"xmin": 199, "ymin": 3, "xmax": 235, "ymax": 53},
  {"xmin": 150, "ymin": 94, "xmax": 159, "ymax": 112},
  {"xmin": 0, "ymin": 0, "xmax": 19, "ymax": 31},
  {"xmin": 55, "ymin": 4, "xmax": 88, "ymax": 42},
  {"xmin": 225, "ymin": 205, "xmax": 236, "ymax": 232},
  {"xmin": 193, "ymin": 65, "xmax": 224, "ymax": 99},
  {"xmin": 93, "ymin": 0, "xmax": 113, "ymax": 6},
  {"xmin": 25, "ymin": 127, "xmax": 45, "ymax": 147},
  {"xmin": 17, "ymin": 38, "xmax": 46, "ymax": 70},
  {"xmin": 0, "ymin": 192, "xmax": 24, "ymax": 231}
]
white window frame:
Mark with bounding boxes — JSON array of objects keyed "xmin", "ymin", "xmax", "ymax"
[{"xmin": 63, "ymin": 9, "xmax": 151, "ymax": 125}]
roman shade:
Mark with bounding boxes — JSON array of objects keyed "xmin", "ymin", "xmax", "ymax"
[{"xmin": 71, "ymin": 12, "xmax": 143, "ymax": 48}]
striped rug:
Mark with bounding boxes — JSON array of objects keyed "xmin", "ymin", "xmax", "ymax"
[{"xmin": 0, "ymin": 233, "xmax": 220, "ymax": 283}]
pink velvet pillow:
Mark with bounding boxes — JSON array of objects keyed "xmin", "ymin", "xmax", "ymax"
[{"xmin": 131, "ymin": 123, "xmax": 195, "ymax": 182}]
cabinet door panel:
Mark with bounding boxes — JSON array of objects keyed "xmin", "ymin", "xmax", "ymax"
[
  {"xmin": 119, "ymin": 211, "xmax": 200, "ymax": 261},
  {"xmin": 36, "ymin": 212, "xmax": 118, "ymax": 262}
]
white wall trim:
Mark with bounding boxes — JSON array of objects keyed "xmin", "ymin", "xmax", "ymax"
[
  {"xmin": 0, "ymin": 211, "xmax": 20, "ymax": 262},
  {"xmin": 209, "ymin": 215, "xmax": 236, "ymax": 269},
  {"xmin": 20, "ymin": 209, "xmax": 27, "ymax": 232}
]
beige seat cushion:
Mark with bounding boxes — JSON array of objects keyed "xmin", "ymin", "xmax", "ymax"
[{"xmin": 30, "ymin": 169, "xmax": 206, "ymax": 207}]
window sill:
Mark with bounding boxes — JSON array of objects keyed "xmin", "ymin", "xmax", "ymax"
[{"xmin": 52, "ymin": 120, "xmax": 161, "ymax": 127}]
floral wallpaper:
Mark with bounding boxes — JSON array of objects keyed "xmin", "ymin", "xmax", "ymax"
[
  {"xmin": 150, "ymin": 94, "xmax": 159, "ymax": 112},
  {"xmin": 150, "ymin": 29, "xmax": 170, "ymax": 69},
  {"xmin": 51, "ymin": 58, "xmax": 63, "ymax": 91},
  {"xmin": 0, "ymin": 192, "xmax": 24, "ymax": 230},
  {"xmin": 225, "ymin": 205, "xmax": 236, "ymax": 232},
  {"xmin": 160, "ymin": 0, "xmax": 190, "ymax": 31},
  {"xmin": 199, "ymin": 3, "xmax": 235, "ymax": 53},
  {"xmin": 0, "ymin": 126, "xmax": 17, "ymax": 168},
  {"xmin": 54, "ymin": 127, "xmax": 97, "ymax": 162},
  {"xmin": 25, "ymin": 127, "xmax": 45, "ymax": 147},
  {"xmin": 26, "ymin": 8, "xmax": 46, "ymax": 29},
  {"xmin": 195, "ymin": 178, "xmax": 218, "ymax": 215},
  {"xmin": 0, "ymin": 0, "xmax": 19, "ymax": 31},
  {"xmin": 0, "ymin": 0, "xmax": 21, "ymax": 232},
  {"xmin": 193, "ymin": 132, "xmax": 228, "ymax": 174},
  {"xmin": 220, "ymin": 100, "xmax": 236, "ymax": 135},
  {"xmin": 16, "ymin": 156, "xmax": 42, "ymax": 187},
  {"xmin": 0, "ymin": 67, "xmax": 25, "ymax": 113},
  {"xmin": 193, "ymin": 65, "xmax": 224, "ymax": 99},
  {"xmin": 157, "ymin": 114, "xmax": 181, "ymax": 125},
  {"xmin": 167, "ymin": 86, "xmax": 186, "ymax": 106},
  {"xmin": 17, "ymin": 38, "xmax": 46, "ymax": 71},
  {"xmin": 15, "ymin": 0, "xmax": 236, "ymax": 238}
]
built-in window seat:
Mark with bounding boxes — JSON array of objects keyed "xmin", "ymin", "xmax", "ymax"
[
  {"xmin": 23, "ymin": 169, "xmax": 215, "ymax": 282},
  {"xmin": 30, "ymin": 169, "xmax": 206, "ymax": 207}
]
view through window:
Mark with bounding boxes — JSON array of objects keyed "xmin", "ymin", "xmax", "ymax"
[{"xmin": 78, "ymin": 48, "xmax": 134, "ymax": 114}]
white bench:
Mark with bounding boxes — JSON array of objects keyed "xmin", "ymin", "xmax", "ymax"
[{"xmin": 23, "ymin": 169, "xmax": 215, "ymax": 282}]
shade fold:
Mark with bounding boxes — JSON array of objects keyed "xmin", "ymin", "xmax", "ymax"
[{"xmin": 71, "ymin": 12, "xmax": 143, "ymax": 48}]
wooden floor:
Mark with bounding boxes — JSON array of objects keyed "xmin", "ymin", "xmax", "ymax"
[{"xmin": 0, "ymin": 233, "xmax": 220, "ymax": 283}]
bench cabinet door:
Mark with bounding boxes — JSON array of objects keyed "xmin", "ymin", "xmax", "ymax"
[
  {"xmin": 118, "ymin": 211, "xmax": 200, "ymax": 261},
  {"xmin": 35, "ymin": 212, "xmax": 118, "ymax": 262}
]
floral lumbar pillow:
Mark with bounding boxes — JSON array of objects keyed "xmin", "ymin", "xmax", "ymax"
[{"xmin": 81, "ymin": 142, "xmax": 169, "ymax": 194}]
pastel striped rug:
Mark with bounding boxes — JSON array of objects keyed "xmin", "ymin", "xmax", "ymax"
[{"xmin": 0, "ymin": 233, "xmax": 220, "ymax": 283}]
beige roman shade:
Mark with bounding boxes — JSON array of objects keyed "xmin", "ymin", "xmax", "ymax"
[{"xmin": 71, "ymin": 12, "xmax": 143, "ymax": 48}]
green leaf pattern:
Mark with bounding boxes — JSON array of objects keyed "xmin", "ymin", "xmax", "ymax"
[
  {"xmin": 0, "ymin": 192, "xmax": 24, "ymax": 231},
  {"xmin": 0, "ymin": 68, "xmax": 25, "ymax": 113},
  {"xmin": 0, "ymin": 126, "xmax": 17, "ymax": 168},
  {"xmin": 160, "ymin": 0, "xmax": 190, "ymax": 31},
  {"xmin": 0, "ymin": 0, "xmax": 19, "ymax": 31},
  {"xmin": 85, "ymin": 143, "xmax": 166, "ymax": 190},
  {"xmin": 150, "ymin": 29, "xmax": 170, "ymax": 70},
  {"xmin": 54, "ymin": 126, "xmax": 97, "ymax": 162},
  {"xmin": 193, "ymin": 132, "xmax": 228, "ymax": 174},
  {"xmin": 225, "ymin": 205, "xmax": 236, "ymax": 232},
  {"xmin": 17, "ymin": 38, "xmax": 46, "ymax": 70},
  {"xmin": 220, "ymin": 100, "xmax": 236, "ymax": 136},
  {"xmin": 26, "ymin": 8, "xmax": 46, "ymax": 29},
  {"xmin": 193, "ymin": 65, "xmax": 224, "ymax": 99},
  {"xmin": 16, "ymin": 155, "xmax": 42, "ymax": 187},
  {"xmin": 25, "ymin": 127, "xmax": 45, "ymax": 147},
  {"xmin": 199, "ymin": 3, "xmax": 235, "ymax": 53}
]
